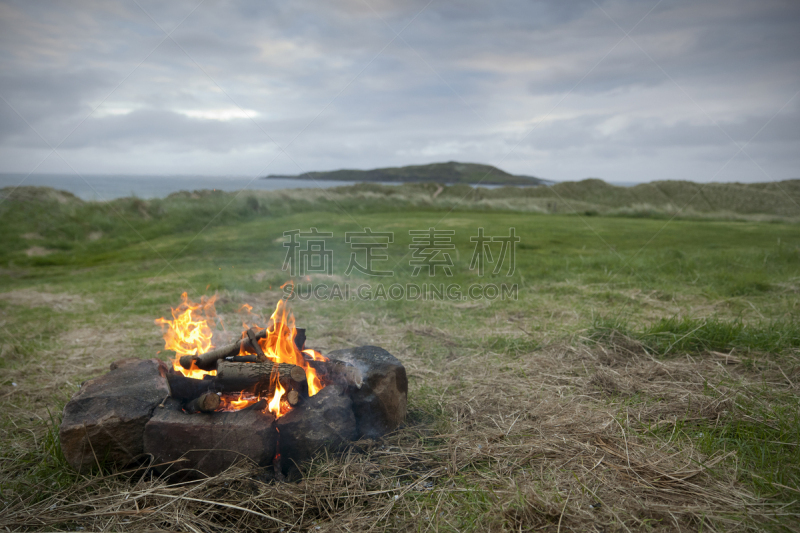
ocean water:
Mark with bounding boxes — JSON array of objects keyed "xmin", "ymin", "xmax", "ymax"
[
  {"xmin": 0, "ymin": 174, "xmax": 360, "ymax": 201},
  {"xmin": 0, "ymin": 173, "xmax": 635, "ymax": 201}
]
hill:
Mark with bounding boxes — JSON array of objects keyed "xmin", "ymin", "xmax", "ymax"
[
  {"xmin": 503, "ymin": 178, "xmax": 800, "ymax": 217},
  {"xmin": 264, "ymin": 161, "xmax": 549, "ymax": 186}
]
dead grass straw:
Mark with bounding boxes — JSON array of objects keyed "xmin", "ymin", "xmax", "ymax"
[{"xmin": 2, "ymin": 334, "xmax": 798, "ymax": 531}]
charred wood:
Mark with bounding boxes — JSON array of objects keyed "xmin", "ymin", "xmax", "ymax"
[
  {"xmin": 166, "ymin": 371, "xmax": 215, "ymax": 401},
  {"xmin": 294, "ymin": 328, "xmax": 306, "ymax": 351},
  {"xmin": 216, "ymin": 361, "xmax": 306, "ymax": 393},
  {"xmin": 288, "ymin": 378, "xmax": 309, "ymax": 399},
  {"xmin": 225, "ymin": 354, "xmax": 260, "ymax": 363},
  {"xmin": 178, "ymin": 323, "xmax": 306, "ymax": 371},
  {"xmin": 168, "ymin": 368, "xmax": 268, "ymax": 397},
  {"xmin": 184, "ymin": 391, "xmax": 221, "ymax": 413},
  {"xmin": 240, "ymin": 398, "xmax": 267, "ymax": 412},
  {"xmin": 246, "ymin": 328, "xmax": 269, "ymax": 363},
  {"xmin": 178, "ymin": 330, "xmax": 267, "ymax": 371},
  {"xmin": 286, "ymin": 390, "xmax": 301, "ymax": 406}
]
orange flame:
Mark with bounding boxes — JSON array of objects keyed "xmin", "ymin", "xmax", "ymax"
[
  {"xmin": 225, "ymin": 391, "xmax": 252, "ymax": 410},
  {"xmin": 154, "ymin": 292, "xmax": 218, "ymax": 379},
  {"xmin": 302, "ymin": 348, "xmax": 327, "ymax": 395},
  {"xmin": 268, "ymin": 380, "xmax": 285, "ymax": 416},
  {"xmin": 256, "ymin": 299, "xmax": 326, "ymax": 397},
  {"xmin": 156, "ymin": 292, "xmax": 326, "ymax": 415}
]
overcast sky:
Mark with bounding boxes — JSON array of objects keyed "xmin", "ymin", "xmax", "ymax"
[{"xmin": 0, "ymin": 0, "xmax": 798, "ymax": 183}]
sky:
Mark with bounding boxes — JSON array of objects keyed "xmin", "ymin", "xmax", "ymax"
[{"xmin": 0, "ymin": 0, "xmax": 798, "ymax": 183}]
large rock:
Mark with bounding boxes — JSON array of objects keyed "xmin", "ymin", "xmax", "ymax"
[
  {"xmin": 327, "ymin": 346, "xmax": 407, "ymax": 439},
  {"xmin": 143, "ymin": 399, "xmax": 278, "ymax": 479},
  {"xmin": 60, "ymin": 358, "xmax": 170, "ymax": 473},
  {"xmin": 276, "ymin": 384, "xmax": 356, "ymax": 469}
]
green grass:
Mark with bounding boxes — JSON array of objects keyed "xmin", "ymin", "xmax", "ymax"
[
  {"xmin": 1, "ymin": 184, "xmax": 799, "ymax": 530},
  {"xmin": 591, "ymin": 316, "xmax": 800, "ymax": 356},
  {"xmin": 643, "ymin": 393, "xmax": 800, "ymax": 530},
  {"xmin": 592, "ymin": 314, "xmax": 800, "ymax": 528},
  {"xmin": 3, "ymin": 187, "xmax": 799, "ymax": 309},
  {"xmin": 0, "ymin": 409, "xmax": 74, "ymax": 501},
  {"xmin": 261, "ymin": 165, "xmax": 800, "ymax": 217},
  {"xmin": 698, "ymin": 402, "xmax": 800, "ymax": 494}
]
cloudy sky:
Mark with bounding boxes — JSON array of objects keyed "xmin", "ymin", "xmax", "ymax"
[{"xmin": 0, "ymin": 0, "xmax": 798, "ymax": 183}]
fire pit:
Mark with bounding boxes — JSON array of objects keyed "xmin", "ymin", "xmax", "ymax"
[{"xmin": 59, "ymin": 295, "xmax": 407, "ymax": 479}]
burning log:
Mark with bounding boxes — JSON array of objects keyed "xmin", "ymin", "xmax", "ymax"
[
  {"xmin": 246, "ymin": 328, "xmax": 268, "ymax": 362},
  {"xmin": 179, "ymin": 328, "xmax": 267, "ymax": 371},
  {"xmin": 167, "ymin": 361, "xmax": 306, "ymax": 398},
  {"xmin": 184, "ymin": 391, "xmax": 221, "ymax": 413},
  {"xmin": 214, "ymin": 359, "xmax": 361, "ymax": 394},
  {"xmin": 286, "ymin": 390, "xmax": 301, "ymax": 406},
  {"xmin": 216, "ymin": 361, "xmax": 306, "ymax": 390},
  {"xmin": 225, "ymin": 354, "xmax": 259, "ymax": 363},
  {"xmin": 169, "ymin": 356, "xmax": 358, "ymax": 401},
  {"xmin": 178, "ymin": 326, "xmax": 307, "ymax": 371},
  {"xmin": 166, "ymin": 370, "xmax": 215, "ymax": 401},
  {"xmin": 167, "ymin": 367, "xmax": 275, "ymax": 398},
  {"xmin": 240, "ymin": 398, "xmax": 267, "ymax": 412},
  {"xmin": 294, "ymin": 328, "xmax": 306, "ymax": 351}
]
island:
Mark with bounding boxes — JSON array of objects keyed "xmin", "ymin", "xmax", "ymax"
[{"xmin": 263, "ymin": 161, "xmax": 551, "ymax": 186}]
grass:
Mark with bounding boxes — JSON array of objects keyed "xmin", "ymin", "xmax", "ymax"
[
  {"xmin": 639, "ymin": 392, "xmax": 800, "ymax": 530},
  {"xmin": 590, "ymin": 315, "xmax": 800, "ymax": 530},
  {"xmin": 698, "ymin": 403, "xmax": 800, "ymax": 494},
  {"xmin": 1, "ymin": 184, "xmax": 799, "ymax": 531},
  {"xmin": 591, "ymin": 316, "xmax": 800, "ymax": 356}
]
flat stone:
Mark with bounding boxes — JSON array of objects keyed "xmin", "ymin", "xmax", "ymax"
[
  {"xmin": 327, "ymin": 346, "xmax": 407, "ymax": 439},
  {"xmin": 108, "ymin": 358, "xmax": 142, "ymax": 371},
  {"xmin": 143, "ymin": 399, "xmax": 277, "ymax": 478},
  {"xmin": 60, "ymin": 358, "xmax": 170, "ymax": 473},
  {"xmin": 276, "ymin": 384, "xmax": 356, "ymax": 469}
]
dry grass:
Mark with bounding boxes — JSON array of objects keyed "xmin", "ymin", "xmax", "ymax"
[
  {"xmin": 0, "ymin": 289, "xmax": 95, "ymax": 310},
  {"xmin": 2, "ymin": 324, "xmax": 797, "ymax": 532}
]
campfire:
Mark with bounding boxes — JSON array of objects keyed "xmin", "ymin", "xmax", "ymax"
[
  {"xmin": 59, "ymin": 292, "xmax": 408, "ymax": 479},
  {"xmin": 154, "ymin": 292, "xmax": 355, "ymax": 418}
]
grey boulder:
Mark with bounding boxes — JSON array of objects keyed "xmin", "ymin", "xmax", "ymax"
[
  {"xmin": 328, "ymin": 346, "xmax": 407, "ymax": 439},
  {"xmin": 143, "ymin": 398, "xmax": 278, "ymax": 479},
  {"xmin": 59, "ymin": 358, "xmax": 170, "ymax": 473},
  {"xmin": 276, "ymin": 384, "xmax": 357, "ymax": 468}
]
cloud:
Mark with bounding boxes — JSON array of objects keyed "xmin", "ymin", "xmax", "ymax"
[
  {"xmin": 177, "ymin": 108, "xmax": 259, "ymax": 121},
  {"xmin": 0, "ymin": 0, "xmax": 797, "ymax": 182}
]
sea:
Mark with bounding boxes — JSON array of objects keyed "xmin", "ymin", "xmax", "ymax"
[
  {"xmin": 0, "ymin": 173, "xmax": 636, "ymax": 201},
  {"xmin": 0, "ymin": 174, "xmax": 361, "ymax": 201}
]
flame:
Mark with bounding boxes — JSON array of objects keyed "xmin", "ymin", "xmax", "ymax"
[
  {"xmin": 268, "ymin": 380, "xmax": 285, "ymax": 416},
  {"xmin": 154, "ymin": 292, "xmax": 218, "ymax": 379},
  {"xmin": 226, "ymin": 391, "xmax": 252, "ymax": 410},
  {"xmin": 256, "ymin": 299, "xmax": 326, "ymax": 397},
  {"xmin": 259, "ymin": 299, "xmax": 302, "ymax": 364},
  {"xmin": 302, "ymin": 348, "xmax": 327, "ymax": 361},
  {"xmin": 302, "ymin": 348, "xmax": 327, "ymax": 395},
  {"xmin": 156, "ymin": 292, "xmax": 327, "ymax": 415}
]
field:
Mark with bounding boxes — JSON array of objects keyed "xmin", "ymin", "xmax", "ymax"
[{"xmin": 1, "ymin": 184, "xmax": 799, "ymax": 531}]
